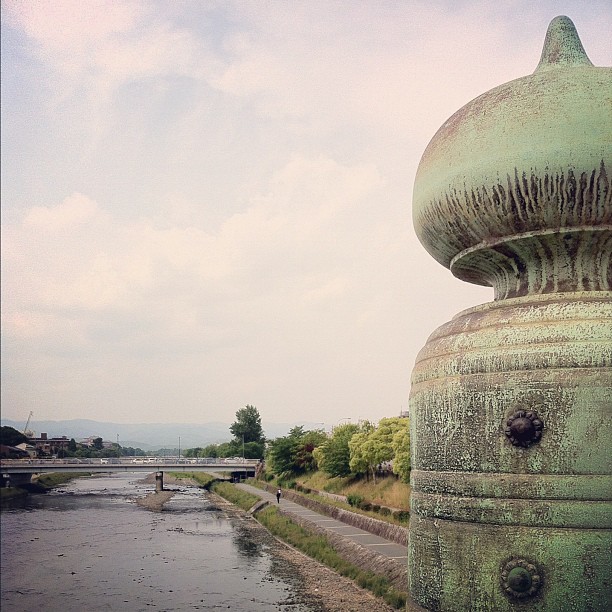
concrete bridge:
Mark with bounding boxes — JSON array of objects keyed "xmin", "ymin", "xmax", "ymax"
[{"xmin": 0, "ymin": 457, "xmax": 260, "ymax": 490}]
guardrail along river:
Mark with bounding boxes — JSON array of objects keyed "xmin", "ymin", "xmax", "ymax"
[{"xmin": 1, "ymin": 472, "xmax": 315, "ymax": 611}]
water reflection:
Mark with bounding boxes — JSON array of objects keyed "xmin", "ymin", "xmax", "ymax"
[
  {"xmin": 233, "ymin": 519, "xmax": 264, "ymax": 558},
  {"xmin": 1, "ymin": 473, "xmax": 315, "ymax": 611}
]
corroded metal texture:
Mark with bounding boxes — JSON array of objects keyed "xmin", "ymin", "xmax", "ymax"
[{"xmin": 408, "ymin": 16, "xmax": 612, "ymax": 611}]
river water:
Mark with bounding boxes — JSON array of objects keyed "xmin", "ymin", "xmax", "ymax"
[{"xmin": 0, "ymin": 473, "xmax": 316, "ymax": 611}]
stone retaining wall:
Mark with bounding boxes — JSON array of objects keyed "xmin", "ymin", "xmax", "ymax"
[
  {"xmin": 274, "ymin": 505, "xmax": 407, "ymax": 591},
  {"xmin": 263, "ymin": 484, "xmax": 407, "ymax": 546}
]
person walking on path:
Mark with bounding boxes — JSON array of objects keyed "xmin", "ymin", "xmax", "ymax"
[{"xmin": 276, "ymin": 488, "xmax": 281, "ymax": 503}]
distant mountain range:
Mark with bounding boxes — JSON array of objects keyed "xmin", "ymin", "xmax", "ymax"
[{"xmin": 0, "ymin": 418, "xmax": 320, "ymax": 451}]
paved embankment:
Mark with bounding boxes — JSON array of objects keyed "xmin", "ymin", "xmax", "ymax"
[{"xmin": 235, "ymin": 482, "xmax": 408, "ymax": 591}]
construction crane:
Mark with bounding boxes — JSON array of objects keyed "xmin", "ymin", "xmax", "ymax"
[{"xmin": 23, "ymin": 411, "xmax": 34, "ymax": 437}]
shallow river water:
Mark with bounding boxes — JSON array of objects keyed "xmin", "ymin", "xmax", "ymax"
[{"xmin": 0, "ymin": 473, "xmax": 315, "ymax": 611}]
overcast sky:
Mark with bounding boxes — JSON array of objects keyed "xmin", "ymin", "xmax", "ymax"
[{"xmin": 2, "ymin": 0, "xmax": 610, "ymax": 429}]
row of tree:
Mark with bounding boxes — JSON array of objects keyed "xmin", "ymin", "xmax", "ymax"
[
  {"xmin": 268, "ymin": 417, "xmax": 410, "ymax": 483},
  {"xmin": 190, "ymin": 406, "xmax": 411, "ymax": 483}
]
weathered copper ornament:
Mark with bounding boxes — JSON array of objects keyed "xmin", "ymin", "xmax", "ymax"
[{"xmin": 407, "ymin": 15, "xmax": 611, "ymax": 612}]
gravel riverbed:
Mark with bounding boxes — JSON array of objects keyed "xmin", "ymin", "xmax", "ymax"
[{"xmin": 137, "ymin": 475, "xmax": 395, "ymax": 611}]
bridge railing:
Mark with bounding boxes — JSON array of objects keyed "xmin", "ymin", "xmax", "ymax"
[{"xmin": 0, "ymin": 457, "xmax": 261, "ymax": 467}]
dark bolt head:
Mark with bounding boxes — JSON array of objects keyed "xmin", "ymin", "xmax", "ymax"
[
  {"xmin": 509, "ymin": 417, "xmax": 535, "ymax": 442},
  {"xmin": 505, "ymin": 407, "xmax": 544, "ymax": 447},
  {"xmin": 507, "ymin": 567, "xmax": 532, "ymax": 592},
  {"xmin": 501, "ymin": 558, "xmax": 542, "ymax": 599}
]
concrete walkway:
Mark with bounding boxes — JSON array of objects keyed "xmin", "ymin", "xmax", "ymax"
[{"xmin": 235, "ymin": 482, "xmax": 407, "ymax": 563}]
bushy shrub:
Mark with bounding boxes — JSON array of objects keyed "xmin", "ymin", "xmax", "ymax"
[
  {"xmin": 371, "ymin": 504, "xmax": 380, "ymax": 513},
  {"xmin": 392, "ymin": 509, "xmax": 410, "ymax": 523},
  {"xmin": 358, "ymin": 501, "xmax": 372, "ymax": 511},
  {"xmin": 378, "ymin": 506, "xmax": 391, "ymax": 516},
  {"xmin": 347, "ymin": 493, "xmax": 363, "ymax": 507}
]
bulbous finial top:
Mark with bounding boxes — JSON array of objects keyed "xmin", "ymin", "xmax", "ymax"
[
  {"xmin": 535, "ymin": 16, "xmax": 593, "ymax": 71},
  {"xmin": 411, "ymin": 17, "xmax": 611, "ymax": 300}
]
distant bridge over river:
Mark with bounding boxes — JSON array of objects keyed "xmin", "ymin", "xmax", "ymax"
[{"xmin": 0, "ymin": 458, "xmax": 260, "ymax": 488}]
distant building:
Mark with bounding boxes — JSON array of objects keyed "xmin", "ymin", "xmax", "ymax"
[
  {"xmin": 0, "ymin": 444, "xmax": 30, "ymax": 459},
  {"xmin": 27, "ymin": 432, "xmax": 70, "ymax": 456},
  {"xmin": 80, "ymin": 436, "xmax": 113, "ymax": 449}
]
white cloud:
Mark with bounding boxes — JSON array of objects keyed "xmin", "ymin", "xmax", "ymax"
[{"xmin": 2, "ymin": 0, "xmax": 608, "ymax": 424}]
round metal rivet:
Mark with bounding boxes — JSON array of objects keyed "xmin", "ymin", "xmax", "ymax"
[
  {"xmin": 501, "ymin": 559, "xmax": 542, "ymax": 599},
  {"xmin": 507, "ymin": 567, "xmax": 532, "ymax": 592},
  {"xmin": 504, "ymin": 408, "xmax": 544, "ymax": 447}
]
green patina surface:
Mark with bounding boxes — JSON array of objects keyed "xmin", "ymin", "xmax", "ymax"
[{"xmin": 407, "ymin": 16, "xmax": 612, "ymax": 612}]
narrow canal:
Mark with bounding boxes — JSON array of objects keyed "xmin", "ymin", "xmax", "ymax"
[{"xmin": 1, "ymin": 473, "xmax": 316, "ymax": 611}]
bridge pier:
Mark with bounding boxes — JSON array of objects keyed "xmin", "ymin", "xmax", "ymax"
[
  {"xmin": 155, "ymin": 471, "xmax": 164, "ymax": 492},
  {"xmin": 2, "ymin": 472, "xmax": 31, "ymax": 488}
]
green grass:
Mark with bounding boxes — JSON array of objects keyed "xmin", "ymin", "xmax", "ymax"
[
  {"xmin": 211, "ymin": 481, "xmax": 260, "ymax": 511},
  {"xmin": 35, "ymin": 472, "xmax": 92, "ymax": 489},
  {"xmin": 299, "ymin": 471, "xmax": 410, "ymax": 510},
  {"xmin": 257, "ymin": 505, "xmax": 407, "ymax": 609},
  {"xmin": 250, "ymin": 477, "xmax": 409, "ymax": 526}
]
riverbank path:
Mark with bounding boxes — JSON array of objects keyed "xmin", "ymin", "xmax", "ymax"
[{"xmin": 235, "ymin": 482, "xmax": 407, "ymax": 563}]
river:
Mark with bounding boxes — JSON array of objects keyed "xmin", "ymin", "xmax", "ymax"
[{"xmin": 0, "ymin": 473, "xmax": 317, "ymax": 611}]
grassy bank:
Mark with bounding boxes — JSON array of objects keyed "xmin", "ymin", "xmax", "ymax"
[
  {"xmin": 212, "ymin": 482, "xmax": 407, "ymax": 610},
  {"xmin": 211, "ymin": 481, "xmax": 260, "ymax": 511},
  {"xmin": 255, "ymin": 475, "xmax": 410, "ymax": 526},
  {"xmin": 297, "ymin": 471, "xmax": 410, "ymax": 510},
  {"xmin": 258, "ymin": 505, "xmax": 406, "ymax": 609},
  {"xmin": 34, "ymin": 472, "xmax": 92, "ymax": 490}
]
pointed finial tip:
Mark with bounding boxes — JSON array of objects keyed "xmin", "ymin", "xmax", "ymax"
[{"xmin": 535, "ymin": 15, "xmax": 593, "ymax": 72}]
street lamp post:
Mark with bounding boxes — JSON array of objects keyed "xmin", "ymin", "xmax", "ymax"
[{"xmin": 178, "ymin": 436, "xmax": 181, "ymax": 460}]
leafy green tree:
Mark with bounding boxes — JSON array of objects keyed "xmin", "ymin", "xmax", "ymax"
[
  {"xmin": 230, "ymin": 405, "xmax": 265, "ymax": 445},
  {"xmin": 391, "ymin": 421, "xmax": 411, "ymax": 483},
  {"xmin": 313, "ymin": 423, "xmax": 360, "ymax": 477},
  {"xmin": 200, "ymin": 444, "xmax": 219, "ymax": 458},
  {"xmin": 92, "ymin": 437, "xmax": 104, "ymax": 451},
  {"xmin": 349, "ymin": 418, "xmax": 404, "ymax": 483},
  {"xmin": 68, "ymin": 438, "xmax": 77, "ymax": 452},
  {"xmin": 267, "ymin": 426, "xmax": 303, "ymax": 476},
  {"xmin": 347, "ymin": 431, "xmax": 370, "ymax": 477},
  {"xmin": 294, "ymin": 429, "xmax": 327, "ymax": 472},
  {"xmin": 0, "ymin": 426, "xmax": 28, "ymax": 446},
  {"xmin": 266, "ymin": 426, "xmax": 326, "ymax": 476},
  {"xmin": 242, "ymin": 441, "xmax": 265, "ymax": 459},
  {"xmin": 121, "ymin": 446, "xmax": 145, "ymax": 457},
  {"xmin": 216, "ymin": 441, "xmax": 235, "ymax": 458}
]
